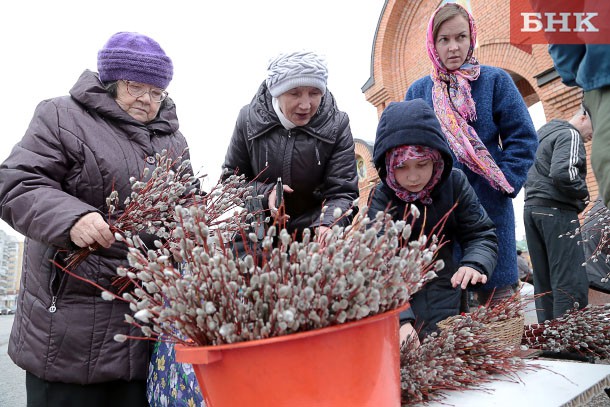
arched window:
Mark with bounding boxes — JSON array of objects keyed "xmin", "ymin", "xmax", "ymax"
[{"xmin": 356, "ymin": 156, "xmax": 367, "ymax": 180}]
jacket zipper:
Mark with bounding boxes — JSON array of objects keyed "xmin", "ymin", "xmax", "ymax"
[
  {"xmin": 48, "ymin": 251, "xmax": 68, "ymax": 313},
  {"xmin": 282, "ymin": 130, "xmax": 292, "ymax": 181},
  {"xmin": 49, "ymin": 296, "xmax": 57, "ymax": 313}
]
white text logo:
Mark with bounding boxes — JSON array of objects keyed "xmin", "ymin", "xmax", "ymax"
[{"xmin": 521, "ymin": 12, "xmax": 599, "ymax": 32}]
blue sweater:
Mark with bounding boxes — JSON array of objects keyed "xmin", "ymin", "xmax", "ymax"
[{"xmin": 406, "ymin": 65, "xmax": 538, "ymax": 290}]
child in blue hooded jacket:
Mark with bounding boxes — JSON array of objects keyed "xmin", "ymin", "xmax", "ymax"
[{"xmin": 368, "ymin": 99, "xmax": 498, "ymax": 340}]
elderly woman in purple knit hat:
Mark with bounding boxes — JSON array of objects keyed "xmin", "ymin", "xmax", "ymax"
[
  {"xmin": 223, "ymin": 51, "xmax": 359, "ymax": 247},
  {"xmin": 0, "ymin": 32, "xmax": 191, "ymax": 406}
]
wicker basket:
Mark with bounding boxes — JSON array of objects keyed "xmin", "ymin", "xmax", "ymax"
[{"xmin": 437, "ymin": 314, "xmax": 525, "ymax": 349}]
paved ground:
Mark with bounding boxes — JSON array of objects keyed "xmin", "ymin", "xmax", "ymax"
[{"xmin": 0, "ymin": 315, "xmax": 26, "ymax": 407}]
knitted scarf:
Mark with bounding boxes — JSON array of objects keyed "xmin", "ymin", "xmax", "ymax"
[
  {"xmin": 385, "ymin": 145, "xmax": 444, "ymax": 205},
  {"xmin": 426, "ymin": 4, "xmax": 514, "ymax": 194}
]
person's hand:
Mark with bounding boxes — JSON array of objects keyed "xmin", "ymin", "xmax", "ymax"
[
  {"xmin": 268, "ymin": 184, "xmax": 293, "ymax": 218},
  {"xmin": 451, "ymin": 266, "xmax": 487, "ymax": 289},
  {"xmin": 399, "ymin": 323, "xmax": 420, "ymax": 348},
  {"xmin": 170, "ymin": 247, "xmax": 183, "ymax": 263},
  {"xmin": 316, "ymin": 225, "xmax": 332, "ymax": 248},
  {"xmin": 70, "ymin": 212, "xmax": 115, "ymax": 249}
]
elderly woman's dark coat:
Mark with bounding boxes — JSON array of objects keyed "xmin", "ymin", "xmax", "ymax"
[
  {"xmin": 0, "ymin": 70, "xmax": 191, "ymax": 384},
  {"xmin": 368, "ymin": 100, "xmax": 498, "ymax": 338},
  {"xmin": 223, "ymin": 82, "xmax": 359, "ymax": 236}
]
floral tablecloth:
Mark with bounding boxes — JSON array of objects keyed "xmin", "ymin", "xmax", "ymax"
[{"xmin": 147, "ymin": 341, "xmax": 206, "ymax": 407}]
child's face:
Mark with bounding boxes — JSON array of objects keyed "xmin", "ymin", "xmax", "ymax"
[{"xmin": 393, "ymin": 158, "xmax": 434, "ymax": 192}]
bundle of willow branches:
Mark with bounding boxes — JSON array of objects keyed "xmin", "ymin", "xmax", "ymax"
[
  {"xmin": 560, "ymin": 199, "xmax": 610, "ymax": 284},
  {"xmin": 522, "ymin": 303, "xmax": 610, "ymax": 359},
  {"xmin": 70, "ymin": 151, "xmax": 444, "ymax": 346},
  {"xmin": 400, "ymin": 293, "xmax": 530, "ymax": 405},
  {"xmin": 400, "ymin": 291, "xmax": 610, "ymax": 404}
]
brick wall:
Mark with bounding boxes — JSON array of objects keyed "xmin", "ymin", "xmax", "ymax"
[{"xmin": 354, "ymin": 139, "xmax": 379, "ymax": 209}]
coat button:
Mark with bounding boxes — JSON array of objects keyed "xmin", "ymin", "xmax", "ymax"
[{"xmin": 146, "ymin": 156, "xmax": 156, "ymax": 165}]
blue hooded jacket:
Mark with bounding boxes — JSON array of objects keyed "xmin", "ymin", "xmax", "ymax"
[{"xmin": 368, "ymin": 99, "xmax": 498, "ymax": 337}]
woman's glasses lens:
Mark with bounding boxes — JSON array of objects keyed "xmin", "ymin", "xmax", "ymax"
[{"xmin": 124, "ymin": 81, "xmax": 167, "ymax": 102}]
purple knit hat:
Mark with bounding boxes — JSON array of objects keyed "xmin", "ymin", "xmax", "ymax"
[{"xmin": 97, "ymin": 32, "xmax": 173, "ymax": 89}]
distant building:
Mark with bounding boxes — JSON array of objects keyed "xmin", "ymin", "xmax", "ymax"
[{"xmin": 0, "ymin": 229, "xmax": 22, "ymax": 308}]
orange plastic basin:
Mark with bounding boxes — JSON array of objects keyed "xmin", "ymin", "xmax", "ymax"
[{"xmin": 175, "ymin": 306, "xmax": 405, "ymax": 407}]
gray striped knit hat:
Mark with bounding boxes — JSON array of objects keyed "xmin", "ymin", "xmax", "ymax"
[{"xmin": 266, "ymin": 51, "xmax": 328, "ymax": 97}]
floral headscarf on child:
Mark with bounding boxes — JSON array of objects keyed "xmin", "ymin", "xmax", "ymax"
[
  {"xmin": 426, "ymin": 3, "xmax": 513, "ymax": 194},
  {"xmin": 386, "ymin": 145, "xmax": 444, "ymax": 205}
]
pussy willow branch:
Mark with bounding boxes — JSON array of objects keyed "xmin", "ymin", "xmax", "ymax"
[
  {"xmin": 65, "ymin": 149, "xmax": 197, "ymax": 269},
  {"xmin": 400, "ymin": 292, "xmax": 531, "ymax": 405},
  {"xmin": 522, "ymin": 303, "xmax": 610, "ymax": 358},
  {"xmin": 561, "ymin": 201, "xmax": 610, "ymax": 283}
]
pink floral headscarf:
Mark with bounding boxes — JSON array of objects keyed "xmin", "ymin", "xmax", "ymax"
[
  {"xmin": 426, "ymin": 3, "xmax": 513, "ymax": 194},
  {"xmin": 385, "ymin": 145, "xmax": 444, "ymax": 205}
]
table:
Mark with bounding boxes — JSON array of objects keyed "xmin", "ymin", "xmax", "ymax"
[{"xmin": 421, "ymin": 359, "xmax": 610, "ymax": 407}]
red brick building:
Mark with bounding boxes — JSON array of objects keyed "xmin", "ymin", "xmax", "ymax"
[
  {"xmin": 354, "ymin": 139, "xmax": 377, "ymax": 209},
  {"xmin": 357, "ymin": 0, "xmax": 596, "ymax": 206}
]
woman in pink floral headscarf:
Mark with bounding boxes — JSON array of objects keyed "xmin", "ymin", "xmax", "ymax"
[{"xmin": 406, "ymin": 2, "xmax": 538, "ymax": 304}]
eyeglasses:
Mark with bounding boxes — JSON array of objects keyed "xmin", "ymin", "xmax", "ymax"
[{"xmin": 123, "ymin": 80, "xmax": 168, "ymax": 103}]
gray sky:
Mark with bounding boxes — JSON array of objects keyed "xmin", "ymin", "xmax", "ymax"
[
  {"xmin": 0, "ymin": 0, "xmax": 385, "ymax": 238},
  {"xmin": 0, "ymin": 0, "xmax": 543, "ymax": 241}
]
